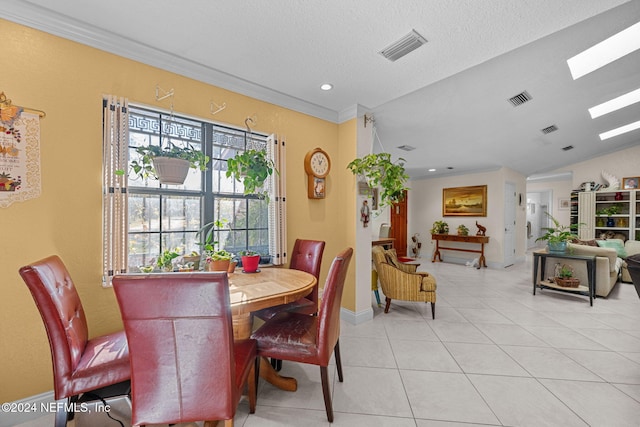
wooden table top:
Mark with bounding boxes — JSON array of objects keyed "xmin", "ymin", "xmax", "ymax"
[{"xmin": 228, "ymin": 268, "xmax": 317, "ymax": 316}]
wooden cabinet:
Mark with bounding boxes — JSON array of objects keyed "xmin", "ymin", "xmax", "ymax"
[{"xmin": 578, "ymin": 190, "xmax": 636, "ymax": 240}]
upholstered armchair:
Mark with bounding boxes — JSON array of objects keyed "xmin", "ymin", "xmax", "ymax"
[{"xmin": 372, "ymin": 246, "xmax": 437, "ymax": 318}]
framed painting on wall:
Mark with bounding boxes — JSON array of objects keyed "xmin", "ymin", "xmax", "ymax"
[
  {"xmin": 558, "ymin": 198, "xmax": 571, "ymax": 210},
  {"xmin": 442, "ymin": 185, "xmax": 487, "ymax": 217}
]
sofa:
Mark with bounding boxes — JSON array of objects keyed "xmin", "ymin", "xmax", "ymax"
[
  {"xmin": 541, "ymin": 240, "xmax": 624, "ymax": 297},
  {"xmin": 620, "ymin": 240, "xmax": 640, "ymax": 283}
]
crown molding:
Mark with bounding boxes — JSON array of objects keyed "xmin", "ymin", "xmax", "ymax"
[{"xmin": 2, "ymin": 0, "xmax": 339, "ymax": 123}]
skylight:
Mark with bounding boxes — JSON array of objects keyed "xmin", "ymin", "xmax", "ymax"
[
  {"xmin": 589, "ymin": 87, "xmax": 640, "ymax": 118},
  {"xmin": 567, "ymin": 21, "xmax": 640, "ymax": 80},
  {"xmin": 599, "ymin": 120, "xmax": 640, "ymax": 140}
]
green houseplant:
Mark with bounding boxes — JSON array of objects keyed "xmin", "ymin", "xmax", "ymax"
[
  {"xmin": 596, "ymin": 204, "xmax": 622, "ymax": 227},
  {"xmin": 226, "ymin": 149, "xmax": 276, "ymax": 201},
  {"xmin": 126, "ymin": 143, "xmax": 210, "ymax": 185},
  {"xmin": 156, "ymin": 248, "xmax": 180, "ymax": 271},
  {"xmin": 347, "ymin": 153, "xmax": 409, "ymax": 209},
  {"xmin": 536, "ymin": 213, "xmax": 580, "ymax": 253},
  {"xmin": 196, "ymin": 219, "xmax": 233, "ymax": 271},
  {"xmin": 431, "ymin": 220, "xmax": 449, "ymax": 234},
  {"xmin": 457, "ymin": 224, "xmax": 469, "ymax": 236}
]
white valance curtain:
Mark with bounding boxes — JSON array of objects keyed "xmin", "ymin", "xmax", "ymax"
[
  {"xmin": 102, "ymin": 95, "xmax": 129, "ymax": 285},
  {"xmin": 267, "ymin": 134, "xmax": 287, "ymax": 266}
]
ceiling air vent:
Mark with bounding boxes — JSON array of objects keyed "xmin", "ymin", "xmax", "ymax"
[
  {"xmin": 507, "ymin": 91, "xmax": 532, "ymax": 107},
  {"xmin": 379, "ymin": 30, "xmax": 428, "ymax": 62},
  {"xmin": 562, "ymin": 145, "xmax": 574, "ymax": 151},
  {"xmin": 541, "ymin": 125, "xmax": 559, "ymax": 134},
  {"xmin": 397, "ymin": 145, "xmax": 416, "ymax": 151}
]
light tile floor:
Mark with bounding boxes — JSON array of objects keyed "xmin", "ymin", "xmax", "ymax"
[{"xmin": 11, "ymin": 252, "xmax": 640, "ymax": 426}]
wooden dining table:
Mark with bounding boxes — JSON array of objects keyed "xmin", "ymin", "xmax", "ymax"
[{"xmin": 227, "ymin": 267, "xmax": 317, "ymax": 391}]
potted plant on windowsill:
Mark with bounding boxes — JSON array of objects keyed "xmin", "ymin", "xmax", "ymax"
[
  {"xmin": 226, "ymin": 149, "xmax": 276, "ymax": 201},
  {"xmin": 347, "ymin": 153, "xmax": 409, "ymax": 209},
  {"xmin": 205, "ymin": 249, "xmax": 233, "ymax": 272},
  {"xmin": 536, "ymin": 213, "xmax": 580, "ymax": 253},
  {"xmin": 196, "ymin": 219, "xmax": 232, "ymax": 271},
  {"xmin": 156, "ymin": 248, "xmax": 180, "ymax": 272},
  {"xmin": 125, "ymin": 143, "xmax": 210, "ymax": 185},
  {"xmin": 238, "ymin": 250, "xmax": 260, "ymax": 273}
]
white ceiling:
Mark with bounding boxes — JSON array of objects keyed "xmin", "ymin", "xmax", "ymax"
[{"xmin": 4, "ymin": 0, "xmax": 640, "ymax": 179}]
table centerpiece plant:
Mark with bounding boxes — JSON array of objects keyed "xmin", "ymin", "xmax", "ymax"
[{"xmin": 536, "ymin": 212, "xmax": 580, "ymax": 253}]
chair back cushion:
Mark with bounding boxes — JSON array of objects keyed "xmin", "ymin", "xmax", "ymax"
[
  {"xmin": 19, "ymin": 255, "xmax": 89, "ymax": 398},
  {"xmin": 289, "ymin": 239, "xmax": 325, "ymax": 303},
  {"xmin": 113, "ymin": 272, "xmax": 237, "ymax": 425},
  {"xmin": 317, "ymin": 247, "xmax": 353, "ymax": 364}
]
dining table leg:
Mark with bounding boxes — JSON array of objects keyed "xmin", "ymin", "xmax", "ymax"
[{"xmin": 233, "ymin": 312, "xmax": 298, "ymax": 391}]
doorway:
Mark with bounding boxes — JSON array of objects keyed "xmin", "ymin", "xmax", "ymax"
[
  {"xmin": 390, "ymin": 191, "xmax": 408, "ymax": 257},
  {"xmin": 526, "ymin": 190, "xmax": 552, "ymax": 249}
]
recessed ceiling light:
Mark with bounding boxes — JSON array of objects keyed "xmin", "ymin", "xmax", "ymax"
[
  {"xmin": 599, "ymin": 120, "xmax": 640, "ymax": 140},
  {"xmin": 428, "ymin": 168, "xmax": 436, "ymax": 172},
  {"xmin": 320, "ymin": 83, "xmax": 333, "ymax": 91},
  {"xmin": 567, "ymin": 21, "xmax": 640, "ymax": 80},
  {"xmin": 589, "ymin": 87, "xmax": 640, "ymax": 119}
]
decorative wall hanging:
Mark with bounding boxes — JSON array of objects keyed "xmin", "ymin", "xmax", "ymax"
[
  {"xmin": 442, "ymin": 185, "xmax": 487, "ymax": 217},
  {"xmin": 0, "ymin": 92, "xmax": 44, "ymax": 208}
]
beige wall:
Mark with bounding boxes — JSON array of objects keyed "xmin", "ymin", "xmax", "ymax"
[
  {"xmin": 1, "ymin": 19, "xmax": 355, "ymax": 402},
  {"xmin": 409, "ymin": 168, "xmax": 527, "ymax": 266}
]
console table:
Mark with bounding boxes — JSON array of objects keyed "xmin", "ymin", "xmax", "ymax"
[
  {"xmin": 372, "ymin": 238, "xmax": 395, "ymax": 250},
  {"xmin": 532, "ymin": 250, "xmax": 596, "ymax": 306},
  {"xmin": 431, "ymin": 234, "xmax": 489, "ymax": 269}
]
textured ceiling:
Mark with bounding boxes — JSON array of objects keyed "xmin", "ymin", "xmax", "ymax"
[{"xmin": 3, "ymin": 0, "xmax": 639, "ymax": 179}]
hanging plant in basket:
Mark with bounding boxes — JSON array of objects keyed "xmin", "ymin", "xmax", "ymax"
[
  {"xmin": 226, "ymin": 149, "xmax": 277, "ymax": 201},
  {"xmin": 125, "ymin": 143, "xmax": 210, "ymax": 185},
  {"xmin": 347, "ymin": 153, "xmax": 409, "ymax": 209}
]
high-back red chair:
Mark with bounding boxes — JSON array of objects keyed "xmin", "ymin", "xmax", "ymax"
[
  {"xmin": 112, "ymin": 272, "xmax": 258, "ymax": 427},
  {"xmin": 254, "ymin": 239, "xmax": 325, "ymax": 321},
  {"xmin": 251, "ymin": 247, "xmax": 353, "ymax": 423},
  {"xmin": 19, "ymin": 255, "xmax": 130, "ymax": 427}
]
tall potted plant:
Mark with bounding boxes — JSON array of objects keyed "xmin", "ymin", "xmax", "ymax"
[
  {"xmin": 226, "ymin": 149, "xmax": 276, "ymax": 201},
  {"xmin": 347, "ymin": 153, "xmax": 409, "ymax": 209}
]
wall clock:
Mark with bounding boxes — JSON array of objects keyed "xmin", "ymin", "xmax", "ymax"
[{"xmin": 304, "ymin": 148, "xmax": 331, "ymax": 199}]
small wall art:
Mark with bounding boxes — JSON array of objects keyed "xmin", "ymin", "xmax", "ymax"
[
  {"xmin": 623, "ymin": 177, "xmax": 639, "ymax": 190},
  {"xmin": 558, "ymin": 198, "xmax": 571, "ymax": 210}
]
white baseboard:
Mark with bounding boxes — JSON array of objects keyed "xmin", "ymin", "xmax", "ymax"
[
  {"xmin": 0, "ymin": 390, "xmax": 54, "ymax": 427},
  {"xmin": 340, "ymin": 306, "xmax": 373, "ymax": 325}
]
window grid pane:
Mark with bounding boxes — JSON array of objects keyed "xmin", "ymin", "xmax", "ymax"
[{"xmin": 126, "ymin": 105, "xmax": 269, "ymax": 271}]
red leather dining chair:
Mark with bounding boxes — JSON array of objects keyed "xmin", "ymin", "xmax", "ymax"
[
  {"xmin": 251, "ymin": 247, "xmax": 353, "ymax": 423},
  {"xmin": 18, "ymin": 255, "xmax": 130, "ymax": 427},
  {"xmin": 112, "ymin": 272, "xmax": 258, "ymax": 427},
  {"xmin": 254, "ymin": 239, "xmax": 325, "ymax": 320},
  {"xmin": 253, "ymin": 239, "xmax": 325, "ymax": 371}
]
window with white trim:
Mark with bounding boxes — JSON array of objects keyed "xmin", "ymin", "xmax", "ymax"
[{"xmin": 102, "ymin": 98, "xmax": 286, "ymax": 281}]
